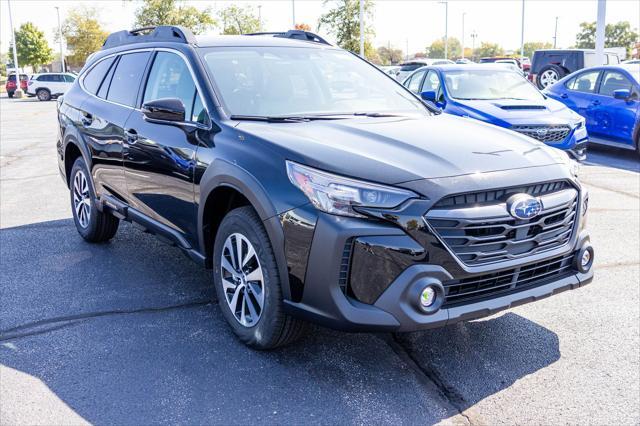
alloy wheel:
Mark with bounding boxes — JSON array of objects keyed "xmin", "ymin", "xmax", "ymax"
[
  {"xmin": 539, "ymin": 70, "xmax": 558, "ymax": 88},
  {"xmin": 220, "ymin": 233, "xmax": 265, "ymax": 327},
  {"xmin": 73, "ymin": 170, "xmax": 91, "ymax": 228}
]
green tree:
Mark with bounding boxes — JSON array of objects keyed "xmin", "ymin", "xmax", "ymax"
[
  {"xmin": 376, "ymin": 45, "xmax": 403, "ymax": 65},
  {"xmin": 134, "ymin": 0, "xmax": 216, "ymax": 35},
  {"xmin": 217, "ymin": 4, "xmax": 262, "ymax": 35},
  {"xmin": 474, "ymin": 41, "xmax": 504, "ymax": 58},
  {"xmin": 61, "ymin": 7, "xmax": 110, "ymax": 67},
  {"xmin": 576, "ymin": 21, "xmax": 638, "ymax": 57},
  {"xmin": 318, "ymin": 0, "xmax": 378, "ymax": 61},
  {"xmin": 523, "ymin": 41, "xmax": 553, "ymax": 58},
  {"xmin": 7, "ymin": 22, "xmax": 53, "ymax": 69},
  {"xmin": 427, "ymin": 37, "xmax": 461, "ymax": 59}
]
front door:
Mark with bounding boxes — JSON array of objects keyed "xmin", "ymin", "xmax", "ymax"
[
  {"xmin": 123, "ymin": 50, "xmax": 209, "ymax": 246},
  {"xmin": 589, "ymin": 70, "xmax": 639, "ymax": 144},
  {"xmin": 561, "ymin": 69, "xmax": 602, "ymax": 135}
]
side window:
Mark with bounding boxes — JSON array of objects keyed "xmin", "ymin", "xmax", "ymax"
[
  {"xmin": 191, "ymin": 94, "xmax": 207, "ymax": 124},
  {"xmin": 567, "ymin": 71, "xmax": 600, "ymax": 93},
  {"xmin": 107, "ymin": 52, "xmax": 151, "ymax": 107},
  {"xmin": 82, "ymin": 57, "xmax": 116, "ymax": 94},
  {"xmin": 423, "ymin": 70, "xmax": 441, "ymax": 92},
  {"xmin": 599, "ymin": 71, "xmax": 633, "ymax": 97},
  {"xmin": 97, "ymin": 58, "xmax": 117, "ymax": 99},
  {"xmin": 143, "ymin": 52, "xmax": 199, "ymax": 121},
  {"xmin": 51, "ymin": 74, "xmax": 64, "ymax": 82},
  {"xmin": 63, "ymin": 75, "xmax": 75, "ymax": 83},
  {"xmin": 407, "ymin": 70, "xmax": 426, "ymax": 93}
]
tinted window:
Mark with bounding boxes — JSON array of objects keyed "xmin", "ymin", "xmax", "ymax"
[
  {"xmin": 63, "ymin": 75, "xmax": 75, "ymax": 83},
  {"xmin": 97, "ymin": 59, "xmax": 117, "ymax": 99},
  {"xmin": 599, "ymin": 71, "xmax": 633, "ymax": 97},
  {"xmin": 107, "ymin": 52, "xmax": 151, "ymax": 107},
  {"xmin": 83, "ymin": 57, "xmax": 116, "ymax": 94},
  {"xmin": 423, "ymin": 70, "xmax": 441, "ymax": 92},
  {"xmin": 567, "ymin": 70, "xmax": 600, "ymax": 93},
  {"xmin": 143, "ymin": 52, "xmax": 197, "ymax": 120},
  {"xmin": 37, "ymin": 75, "xmax": 51, "ymax": 82},
  {"xmin": 399, "ymin": 63, "xmax": 423, "ymax": 72},
  {"xmin": 191, "ymin": 94, "xmax": 207, "ymax": 124},
  {"xmin": 408, "ymin": 70, "xmax": 426, "ymax": 93}
]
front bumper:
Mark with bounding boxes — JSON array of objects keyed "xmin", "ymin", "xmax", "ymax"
[{"xmin": 280, "ymin": 167, "xmax": 592, "ymax": 332}]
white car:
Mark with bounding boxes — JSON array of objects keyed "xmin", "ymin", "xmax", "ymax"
[
  {"xmin": 395, "ymin": 58, "xmax": 454, "ymax": 82},
  {"xmin": 27, "ymin": 73, "xmax": 76, "ymax": 101}
]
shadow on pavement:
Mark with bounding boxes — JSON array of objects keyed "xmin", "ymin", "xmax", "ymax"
[
  {"xmin": 0, "ymin": 219, "xmax": 560, "ymax": 424},
  {"xmin": 585, "ymin": 144, "xmax": 639, "ymax": 173}
]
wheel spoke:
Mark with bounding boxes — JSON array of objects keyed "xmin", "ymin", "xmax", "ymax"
[
  {"xmin": 240, "ymin": 293, "xmax": 247, "ymax": 325},
  {"xmin": 235, "ymin": 236, "xmax": 244, "ymax": 271},
  {"xmin": 220, "ymin": 256, "xmax": 237, "ymax": 276},
  {"xmin": 221, "ymin": 277, "xmax": 237, "ymax": 292},
  {"xmin": 245, "ymin": 267, "xmax": 263, "ymax": 283},
  {"xmin": 242, "ymin": 244, "xmax": 256, "ymax": 269},
  {"xmin": 247, "ymin": 282, "xmax": 264, "ymax": 309},
  {"xmin": 224, "ymin": 238, "xmax": 237, "ymax": 269},
  {"xmin": 228, "ymin": 283, "xmax": 244, "ymax": 314},
  {"xmin": 245, "ymin": 291, "xmax": 259, "ymax": 320}
]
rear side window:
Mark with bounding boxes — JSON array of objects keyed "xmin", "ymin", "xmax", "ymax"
[
  {"xmin": 143, "ymin": 52, "xmax": 197, "ymax": 120},
  {"xmin": 83, "ymin": 57, "xmax": 116, "ymax": 94},
  {"xmin": 63, "ymin": 75, "xmax": 75, "ymax": 83},
  {"xmin": 407, "ymin": 70, "xmax": 425, "ymax": 93},
  {"xmin": 37, "ymin": 75, "xmax": 51, "ymax": 82},
  {"xmin": 566, "ymin": 70, "xmax": 600, "ymax": 93},
  {"xmin": 107, "ymin": 52, "xmax": 151, "ymax": 107},
  {"xmin": 599, "ymin": 71, "xmax": 633, "ymax": 97}
]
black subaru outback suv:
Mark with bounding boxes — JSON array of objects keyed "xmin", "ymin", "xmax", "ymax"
[{"xmin": 57, "ymin": 27, "xmax": 594, "ymax": 349}]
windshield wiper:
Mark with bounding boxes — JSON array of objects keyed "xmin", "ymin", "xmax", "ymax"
[{"xmin": 230, "ymin": 114, "xmax": 346, "ymax": 123}]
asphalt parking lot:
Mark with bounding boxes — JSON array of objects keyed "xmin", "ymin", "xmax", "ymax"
[{"xmin": 1, "ymin": 96, "xmax": 638, "ymax": 425}]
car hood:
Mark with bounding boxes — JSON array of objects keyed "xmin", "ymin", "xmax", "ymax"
[
  {"xmin": 236, "ymin": 113, "xmax": 569, "ymax": 185},
  {"xmin": 451, "ymin": 97, "xmax": 579, "ymax": 126}
]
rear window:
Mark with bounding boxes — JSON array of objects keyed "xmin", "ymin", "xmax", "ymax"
[
  {"xmin": 399, "ymin": 63, "xmax": 424, "ymax": 72},
  {"xmin": 107, "ymin": 52, "xmax": 151, "ymax": 106},
  {"xmin": 83, "ymin": 57, "xmax": 116, "ymax": 94}
]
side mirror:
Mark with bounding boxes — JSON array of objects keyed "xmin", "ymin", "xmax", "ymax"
[
  {"xmin": 142, "ymin": 98, "xmax": 185, "ymax": 123},
  {"xmin": 420, "ymin": 90, "xmax": 437, "ymax": 102},
  {"xmin": 613, "ymin": 89, "xmax": 631, "ymax": 100}
]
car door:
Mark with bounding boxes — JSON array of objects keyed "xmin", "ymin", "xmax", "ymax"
[
  {"xmin": 122, "ymin": 50, "xmax": 209, "ymax": 246},
  {"xmin": 421, "ymin": 70, "xmax": 445, "ymax": 108},
  {"xmin": 555, "ymin": 69, "xmax": 602, "ymax": 134},
  {"xmin": 78, "ymin": 51, "xmax": 152, "ymax": 199},
  {"xmin": 588, "ymin": 70, "xmax": 638, "ymax": 144}
]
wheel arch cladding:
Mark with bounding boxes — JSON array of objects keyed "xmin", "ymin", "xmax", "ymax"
[
  {"xmin": 64, "ymin": 142, "xmax": 83, "ymax": 187},
  {"xmin": 198, "ymin": 160, "xmax": 292, "ymax": 299}
]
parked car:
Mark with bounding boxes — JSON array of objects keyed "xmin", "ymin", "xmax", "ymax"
[
  {"xmin": 402, "ymin": 64, "xmax": 589, "ymax": 160},
  {"xmin": 479, "ymin": 57, "xmax": 529, "ymax": 72},
  {"xmin": 455, "ymin": 58, "xmax": 474, "ymax": 64},
  {"xmin": 27, "ymin": 72, "xmax": 76, "ymax": 101},
  {"xmin": 544, "ymin": 64, "xmax": 639, "ymax": 154},
  {"xmin": 379, "ymin": 65, "xmax": 400, "ymax": 77},
  {"xmin": 395, "ymin": 58, "xmax": 454, "ymax": 82},
  {"xmin": 622, "ymin": 59, "xmax": 640, "ymax": 65},
  {"xmin": 57, "ymin": 26, "xmax": 593, "ymax": 349},
  {"xmin": 5, "ymin": 73, "xmax": 28, "ymax": 97},
  {"xmin": 530, "ymin": 49, "xmax": 621, "ymax": 90}
]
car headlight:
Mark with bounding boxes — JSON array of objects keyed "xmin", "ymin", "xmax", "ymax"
[
  {"xmin": 286, "ymin": 161, "xmax": 418, "ymax": 218},
  {"xmin": 572, "ymin": 116, "xmax": 585, "ymax": 129},
  {"xmin": 563, "ymin": 154, "xmax": 581, "ymax": 178}
]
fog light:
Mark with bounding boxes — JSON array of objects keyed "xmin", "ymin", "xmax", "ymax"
[
  {"xmin": 580, "ymin": 250, "xmax": 591, "ymax": 268},
  {"xmin": 420, "ymin": 286, "xmax": 436, "ymax": 308},
  {"xmin": 574, "ymin": 245, "xmax": 594, "ymax": 273}
]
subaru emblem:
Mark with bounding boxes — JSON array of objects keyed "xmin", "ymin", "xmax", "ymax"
[
  {"xmin": 507, "ymin": 194, "xmax": 542, "ymax": 220},
  {"xmin": 536, "ymin": 128, "xmax": 548, "ymax": 138}
]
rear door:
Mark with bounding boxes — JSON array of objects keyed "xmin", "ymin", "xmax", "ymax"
[
  {"xmin": 78, "ymin": 51, "xmax": 152, "ymax": 199},
  {"xmin": 557, "ymin": 69, "xmax": 602, "ymax": 134},
  {"xmin": 122, "ymin": 50, "xmax": 209, "ymax": 245},
  {"xmin": 589, "ymin": 70, "xmax": 638, "ymax": 144}
]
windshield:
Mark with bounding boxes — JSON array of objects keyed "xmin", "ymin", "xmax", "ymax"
[
  {"xmin": 444, "ymin": 69, "xmax": 544, "ymax": 101},
  {"xmin": 201, "ymin": 46, "xmax": 427, "ymax": 117}
]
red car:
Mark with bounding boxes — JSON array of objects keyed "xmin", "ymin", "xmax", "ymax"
[{"xmin": 5, "ymin": 74, "xmax": 28, "ymax": 98}]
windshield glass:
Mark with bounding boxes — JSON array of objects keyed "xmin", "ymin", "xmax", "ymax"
[
  {"xmin": 444, "ymin": 69, "xmax": 544, "ymax": 101},
  {"xmin": 201, "ymin": 46, "xmax": 427, "ymax": 117}
]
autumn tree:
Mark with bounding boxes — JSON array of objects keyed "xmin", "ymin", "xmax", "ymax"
[
  {"xmin": 523, "ymin": 41, "xmax": 553, "ymax": 58},
  {"xmin": 474, "ymin": 41, "xmax": 504, "ymax": 58},
  {"xmin": 576, "ymin": 21, "xmax": 638, "ymax": 57},
  {"xmin": 61, "ymin": 7, "xmax": 109, "ymax": 67},
  {"xmin": 318, "ymin": 0, "xmax": 378, "ymax": 61},
  {"xmin": 377, "ymin": 45, "xmax": 404, "ymax": 65},
  {"xmin": 427, "ymin": 37, "xmax": 462, "ymax": 59},
  {"xmin": 8, "ymin": 22, "xmax": 53, "ymax": 69},
  {"xmin": 217, "ymin": 5, "xmax": 262, "ymax": 35},
  {"xmin": 295, "ymin": 23, "xmax": 312, "ymax": 31},
  {"xmin": 134, "ymin": 0, "xmax": 216, "ymax": 35}
]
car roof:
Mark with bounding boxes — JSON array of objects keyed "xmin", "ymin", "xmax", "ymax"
[{"xmin": 198, "ymin": 34, "xmax": 335, "ymax": 49}]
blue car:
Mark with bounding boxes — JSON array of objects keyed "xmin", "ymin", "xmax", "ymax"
[
  {"xmin": 544, "ymin": 64, "xmax": 639, "ymax": 155},
  {"xmin": 403, "ymin": 64, "xmax": 589, "ymax": 160}
]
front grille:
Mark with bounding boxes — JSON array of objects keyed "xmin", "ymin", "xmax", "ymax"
[
  {"xmin": 434, "ymin": 181, "xmax": 569, "ymax": 209},
  {"xmin": 426, "ymin": 188, "xmax": 578, "ymax": 266},
  {"xmin": 338, "ymin": 238, "xmax": 354, "ymax": 294},
  {"xmin": 512, "ymin": 124, "xmax": 571, "ymax": 143},
  {"xmin": 443, "ymin": 253, "xmax": 575, "ymax": 307}
]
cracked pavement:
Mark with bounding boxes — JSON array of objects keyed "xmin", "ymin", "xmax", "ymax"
[{"xmin": 1, "ymin": 96, "xmax": 638, "ymax": 425}]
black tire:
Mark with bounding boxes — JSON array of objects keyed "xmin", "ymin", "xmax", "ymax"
[
  {"xmin": 213, "ymin": 206, "xmax": 307, "ymax": 349},
  {"xmin": 7, "ymin": 91, "xmax": 14, "ymax": 98},
  {"xmin": 69, "ymin": 157, "xmax": 119, "ymax": 243},
  {"xmin": 36, "ymin": 88, "xmax": 51, "ymax": 101},
  {"xmin": 536, "ymin": 64, "xmax": 566, "ymax": 89}
]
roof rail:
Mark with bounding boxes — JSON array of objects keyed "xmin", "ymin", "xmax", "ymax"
[
  {"xmin": 102, "ymin": 25, "xmax": 197, "ymax": 50},
  {"xmin": 245, "ymin": 30, "xmax": 331, "ymax": 46}
]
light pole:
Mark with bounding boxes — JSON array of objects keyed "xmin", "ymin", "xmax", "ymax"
[
  {"xmin": 520, "ymin": 0, "xmax": 525, "ymax": 69},
  {"xmin": 553, "ymin": 16, "xmax": 558, "ymax": 48},
  {"xmin": 461, "ymin": 12, "xmax": 466, "ymax": 59},
  {"xmin": 595, "ymin": 0, "xmax": 606, "ymax": 65},
  {"xmin": 7, "ymin": 0, "xmax": 22, "ymax": 97},
  {"xmin": 438, "ymin": 0, "xmax": 449, "ymax": 59},
  {"xmin": 291, "ymin": 0, "xmax": 295, "ymax": 28},
  {"xmin": 55, "ymin": 6, "xmax": 65, "ymax": 73},
  {"xmin": 470, "ymin": 30, "xmax": 477, "ymax": 60},
  {"xmin": 359, "ymin": 0, "xmax": 364, "ymax": 57}
]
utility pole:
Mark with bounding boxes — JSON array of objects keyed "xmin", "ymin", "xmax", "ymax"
[
  {"xmin": 461, "ymin": 12, "xmax": 466, "ymax": 59},
  {"xmin": 438, "ymin": 1, "xmax": 449, "ymax": 59},
  {"xmin": 258, "ymin": 5, "xmax": 262, "ymax": 29},
  {"xmin": 595, "ymin": 0, "xmax": 606, "ymax": 65},
  {"xmin": 55, "ymin": 6, "xmax": 65, "ymax": 73},
  {"xmin": 7, "ymin": 0, "xmax": 23, "ymax": 97},
  {"xmin": 520, "ymin": 0, "xmax": 525, "ymax": 69},
  {"xmin": 406, "ymin": 38, "xmax": 409, "ymax": 61},
  {"xmin": 470, "ymin": 30, "xmax": 477, "ymax": 60},
  {"xmin": 291, "ymin": 0, "xmax": 296, "ymax": 28},
  {"xmin": 553, "ymin": 16, "xmax": 558, "ymax": 48},
  {"xmin": 359, "ymin": 0, "xmax": 364, "ymax": 57}
]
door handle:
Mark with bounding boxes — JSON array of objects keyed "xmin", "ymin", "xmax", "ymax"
[
  {"xmin": 81, "ymin": 112, "xmax": 93, "ymax": 126},
  {"xmin": 125, "ymin": 128, "xmax": 138, "ymax": 144},
  {"xmin": 591, "ymin": 100, "xmax": 601, "ymax": 106},
  {"xmin": 560, "ymin": 93, "xmax": 568, "ymax": 99}
]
